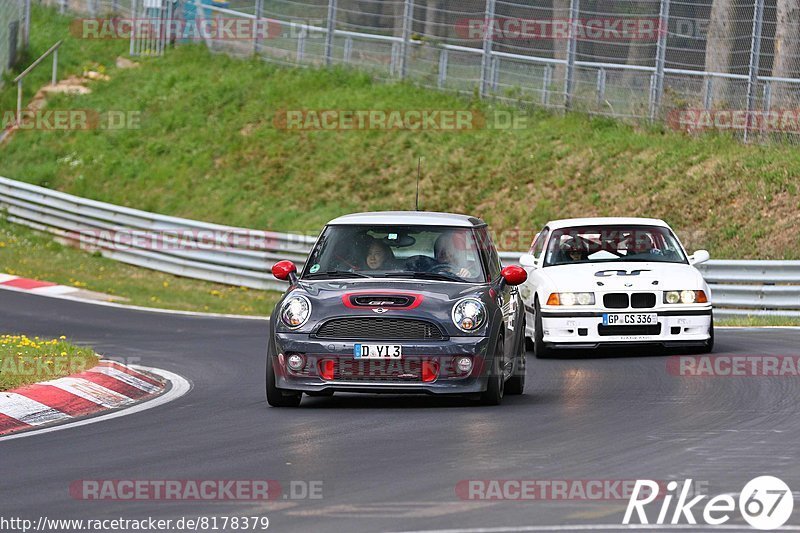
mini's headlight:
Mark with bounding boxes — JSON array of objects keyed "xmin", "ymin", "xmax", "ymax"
[
  {"xmin": 547, "ymin": 292, "xmax": 595, "ymax": 306},
  {"xmin": 452, "ymin": 298, "xmax": 486, "ymax": 332},
  {"xmin": 280, "ymin": 295, "xmax": 311, "ymax": 328}
]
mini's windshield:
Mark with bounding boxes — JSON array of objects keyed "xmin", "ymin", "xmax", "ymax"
[
  {"xmin": 303, "ymin": 225, "xmax": 486, "ymax": 282},
  {"xmin": 544, "ymin": 225, "xmax": 688, "ymax": 267}
]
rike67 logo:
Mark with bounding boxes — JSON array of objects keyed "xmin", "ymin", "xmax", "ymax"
[{"xmin": 624, "ymin": 476, "xmax": 794, "ymax": 530}]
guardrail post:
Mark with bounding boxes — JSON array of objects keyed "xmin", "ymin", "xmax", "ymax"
[
  {"xmin": 596, "ymin": 67, "xmax": 606, "ymax": 106},
  {"xmin": 479, "ymin": 0, "xmax": 496, "ymax": 98},
  {"xmin": 649, "ymin": 0, "xmax": 670, "ymax": 121},
  {"xmin": 399, "ymin": 0, "xmax": 413, "ymax": 79},
  {"xmin": 297, "ymin": 28, "xmax": 306, "ymax": 62},
  {"xmin": 744, "ymin": 0, "xmax": 765, "ymax": 143},
  {"xmin": 324, "ymin": 0, "xmax": 337, "ymax": 66},
  {"xmin": 437, "ymin": 47, "xmax": 448, "ymax": 88},
  {"xmin": 253, "ymin": 0, "xmax": 263, "ymax": 56},
  {"xmin": 563, "ymin": 0, "xmax": 579, "ymax": 109},
  {"xmin": 343, "ymin": 36, "xmax": 353, "ymax": 63},
  {"xmin": 542, "ymin": 64, "xmax": 552, "ymax": 106}
]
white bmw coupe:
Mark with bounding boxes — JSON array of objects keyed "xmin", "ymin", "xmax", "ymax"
[{"xmin": 518, "ymin": 218, "xmax": 713, "ymax": 357}]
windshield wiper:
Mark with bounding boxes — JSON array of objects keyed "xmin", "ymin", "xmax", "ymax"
[
  {"xmin": 383, "ymin": 271, "xmax": 468, "ymax": 283},
  {"xmin": 306, "ymin": 270, "xmax": 372, "ymax": 279}
]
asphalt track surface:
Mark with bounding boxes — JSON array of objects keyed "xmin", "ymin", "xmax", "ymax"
[{"xmin": 1, "ymin": 289, "xmax": 799, "ymax": 533}]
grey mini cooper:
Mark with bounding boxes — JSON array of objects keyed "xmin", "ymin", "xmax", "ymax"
[{"xmin": 266, "ymin": 211, "xmax": 528, "ymax": 407}]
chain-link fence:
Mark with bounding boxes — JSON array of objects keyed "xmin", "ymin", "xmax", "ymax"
[
  {"xmin": 0, "ymin": 0, "xmax": 29, "ymax": 86},
  {"xmin": 41, "ymin": 0, "xmax": 800, "ymax": 141}
]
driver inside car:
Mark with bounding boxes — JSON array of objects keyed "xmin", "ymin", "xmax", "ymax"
[
  {"xmin": 434, "ymin": 231, "xmax": 478, "ymax": 279},
  {"xmin": 363, "ymin": 238, "xmax": 394, "ymax": 270}
]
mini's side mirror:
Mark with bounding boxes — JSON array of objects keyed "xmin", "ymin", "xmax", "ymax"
[
  {"xmin": 519, "ymin": 253, "xmax": 539, "ymax": 268},
  {"xmin": 690, "ymin": 250, "xmax": 710, "ymax": 266},
  {"xmin": 272, "ymin": 260, "xmax": 298, "ymax": 283},
  {"xmin": 500, "ymin": 265, "xmax": 527, "ymax": 286}
]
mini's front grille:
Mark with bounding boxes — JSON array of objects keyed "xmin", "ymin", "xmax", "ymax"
[
  {"xmin": 598, "ymin": 324, "xmax": 662, "ymax": 336},
  {"xmin": 351, "ymin": 295, "xmax": 414, "ymax": 307},
  {"xmin": 315, "ymin": 318, "xmax": 445, "ymax": 340},
  {"xmin": 631, "ymin": 293, "xmax": 656, "ymax": 308},
  {"xmin": 603, "ymin": 293, "xmax": 630, "ymax": 309},
  {"xmin": 332, "ymin": 359, "xmax": 424, "ymax": 382}
]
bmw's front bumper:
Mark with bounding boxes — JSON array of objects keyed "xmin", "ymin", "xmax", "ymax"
[
  {"xmin": 535, "ymin": 307, "xmax": 712, "ymax": 349},
  {"xmin": 273, "ymin": 333, "xmax": 494, "ymax": 394}
]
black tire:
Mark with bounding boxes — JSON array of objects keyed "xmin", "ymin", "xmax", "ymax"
[
  {"xmin": 505, "ymin": 321, "xmax": 526, "ymax": 395},
  {"xmin": 533, "ymin": 299, "xmax": 554, "ymax": 359},
  {"xmin": 266, "ymin": 341, "xmax": 302, "ymax": 407},
  {"xmin": 480, "ymin": 337, "xmax": 505, "ymax": 405}
]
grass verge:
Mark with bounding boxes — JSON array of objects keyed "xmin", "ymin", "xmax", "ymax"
[
  {"xmin": 0, "ymin": 217, "xmax": 281, "ymax": 314},
  {"xmin": 0, "ymin": 333, "xmax": 99, "ymax": 391}
]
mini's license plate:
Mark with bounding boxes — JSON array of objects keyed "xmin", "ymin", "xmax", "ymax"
[
  {"xmin": 603, "ymin": 313, "xmax": 657, "ymax": 326},
  {"xmin": 354, "ymin": 344, "xmax": 402, "ymax": 359}
]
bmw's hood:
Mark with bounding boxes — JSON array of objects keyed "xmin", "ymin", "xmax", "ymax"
[{"xmin": 539, "ymin": 262, "xmax": 706, "ymax": 292}]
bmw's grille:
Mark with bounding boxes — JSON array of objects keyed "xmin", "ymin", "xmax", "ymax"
[
  {"xmin": 631, "ymin": 293, "xmax": 656, "ymax": 308},
  {"xmin": 598, "ymin": 324, "xmax": 661, "ymax": 336},
  {"xmin": 603, "ymin": 293, "xmax": 629, "ymax": 309},
  {"xmin": 315, "ymin": 318, "xmax": 446, "ymax": 340}
]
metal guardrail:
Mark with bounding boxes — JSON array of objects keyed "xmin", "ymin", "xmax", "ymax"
[{"xmin": 1, "ymin": 176, "xmax": 799, "ymax": 317}]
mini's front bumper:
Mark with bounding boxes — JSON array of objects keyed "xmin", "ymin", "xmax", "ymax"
[
  {"xmin": 273, "ymin": 333, "xmax": 493, "ymax": 394},
  {"xmin": 535, "ymin": 307, "xmax": 712, "ymax": 349}
]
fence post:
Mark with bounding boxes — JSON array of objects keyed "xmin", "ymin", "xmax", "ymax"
[
  {"xmin": 22, "ymin": 0, "xmax": 31, "ymax": 49},
  {"xmin": 703, "ymin": 76, "xmax": 713, "ymax": 110},
  {"xmin": 563, "ymin": 0, "xmax": 579, "ymax": 109},
  {"xmin": 52, "ymin": 47, "xmax": 58, "ymax": 86},
  {"xmin": 253, "ymin": 0, "xmax": 263, "ymax": 56},
  {"xmin": 479, "ymin": 0, "xmax": 496, "ymax": 98},
  {"xmin": 343, "ymin": 35, "xmax": 353, "ymax": 63},
  {"xmin": 297, "ymin": 28, "xmax": 306, "ymax": 62},
  {"xmin": 399, "ymin": 0, "xmax": 413, "ymax": 79},
  {"xmin": 437, "ymin": 48, "xmax": 448, "ymax": 88},
  {"xmin": 744, "ymin": 0, "xmax": 765, "ymax": 143},
  {"xmin": 596, "ymin": 68, "xmax": 606, "ymax": 107},
  {"xmin": 650, "ymin": 0, "xmax": 670, "ymax": 121},
  {"xmin": 324, "ymin": 0, "xmax": 337, "ymax": 66},
  {"xmin": 16, "ymin": 80, "xmax": 23, "ymax": 126},
  {"xmin": 59, "ymin": 0, "xmax": 67, "ymax": 15},
  {"xmin": 112, "ymin": 0, "xmax": 119, "ymax": 14}
]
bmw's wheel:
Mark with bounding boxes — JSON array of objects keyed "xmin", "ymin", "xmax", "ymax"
[
  {"xmin": 480, "ymin": 338, "xmax": 505, "ymax": 405},
  {"xmin": 505, "ymin": 322, "xmax": 526, "ymax": 395},
  {"xmin": 533, "ymin": 299, "xmax": 554, "ymax": 359},
  {"xmin": 266, "ymin": 341, "xmax": 302, "ymax": 407}
]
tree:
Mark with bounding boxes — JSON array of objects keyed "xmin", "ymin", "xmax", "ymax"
[
  {"xmin": 771, "ymin": 0, "xmax": 800, "ymax": 105},
  {"xmin": 703, "ymin": 0, "xmax": 737, "ymax": 106}
]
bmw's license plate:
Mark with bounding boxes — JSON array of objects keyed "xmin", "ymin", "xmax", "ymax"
[
  {"xmin": 354, "ymin": 344, "xmax": 402, "ymax": 359},
  {"xmin": 603, "ymin": 313, "xmax": 657, "ymax": 326}
]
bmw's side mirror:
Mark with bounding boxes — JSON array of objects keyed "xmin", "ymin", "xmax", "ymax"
[
  {"xmin": 690, "ymin": 250, "xmax": 710, "ymax": 266},
  {"xmin": 272, "ymin": 260, "xmax": 298, "ymax": 284},
  {"xmin": 500, "ymin": 265, "xmax": 527, "ymax": 287},
  {"xmin": 519, "ymin": 253, "xmax": 538, "ymax": 269}
]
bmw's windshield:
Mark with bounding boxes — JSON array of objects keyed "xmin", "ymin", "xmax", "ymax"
[
  {"xmin": 544, "ymin": 225, "xmax": 688, "ymax": 267},
  {"xmin": 302, "ymin": 225, "xmax": 486, "ymax": 282}
]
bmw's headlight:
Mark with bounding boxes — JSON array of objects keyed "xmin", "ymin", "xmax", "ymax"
[
  {"xmin": 664, "ymin": 290, "xmax": 708, "ymax": 304},
  {"xmin": 280, "ymin": 295, "xmax": 311, "ymax": 328},
  {"xmin": 547, "ymin": 292, "xmax": 595, "ymax": 306},
  {"xmin": 452, "ymin": 298, "xmax": 486, "ymax": 332}
]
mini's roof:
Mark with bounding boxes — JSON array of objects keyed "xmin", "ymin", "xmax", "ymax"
[
  {"xmin": 327, "ymin": 211, "xmax": 486, "ymax": 228},
  {"xmin": 544, "ymin": 217, "xmax": 671, "ymax": 231}
]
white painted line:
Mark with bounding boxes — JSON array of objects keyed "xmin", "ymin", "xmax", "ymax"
[
  {"xmin": 387, "ymin": 524, "xmax": 800, "ymax": 533},
  {"xmin": 44, "ymin": 377, "xmax": 133, "ymax": 408},
  {"xmin": 0, "ymin": 274, "xmax": 19, "ymax": 283},
  {"xmin": 0, "ymin": 366, "xmax": 191, "ymax": 442},
  {"xmin": 87, "ymin": 366, "xmax": 162, "ymax": 394},
  {"xmin": 0, "ymin": 393, "xmax": 71, "ymax": 426}
]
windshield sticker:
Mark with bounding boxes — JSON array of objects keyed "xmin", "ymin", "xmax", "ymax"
[{"xmin": 309, "ymin": 264, "xmax": 321, "ymax": 274}]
